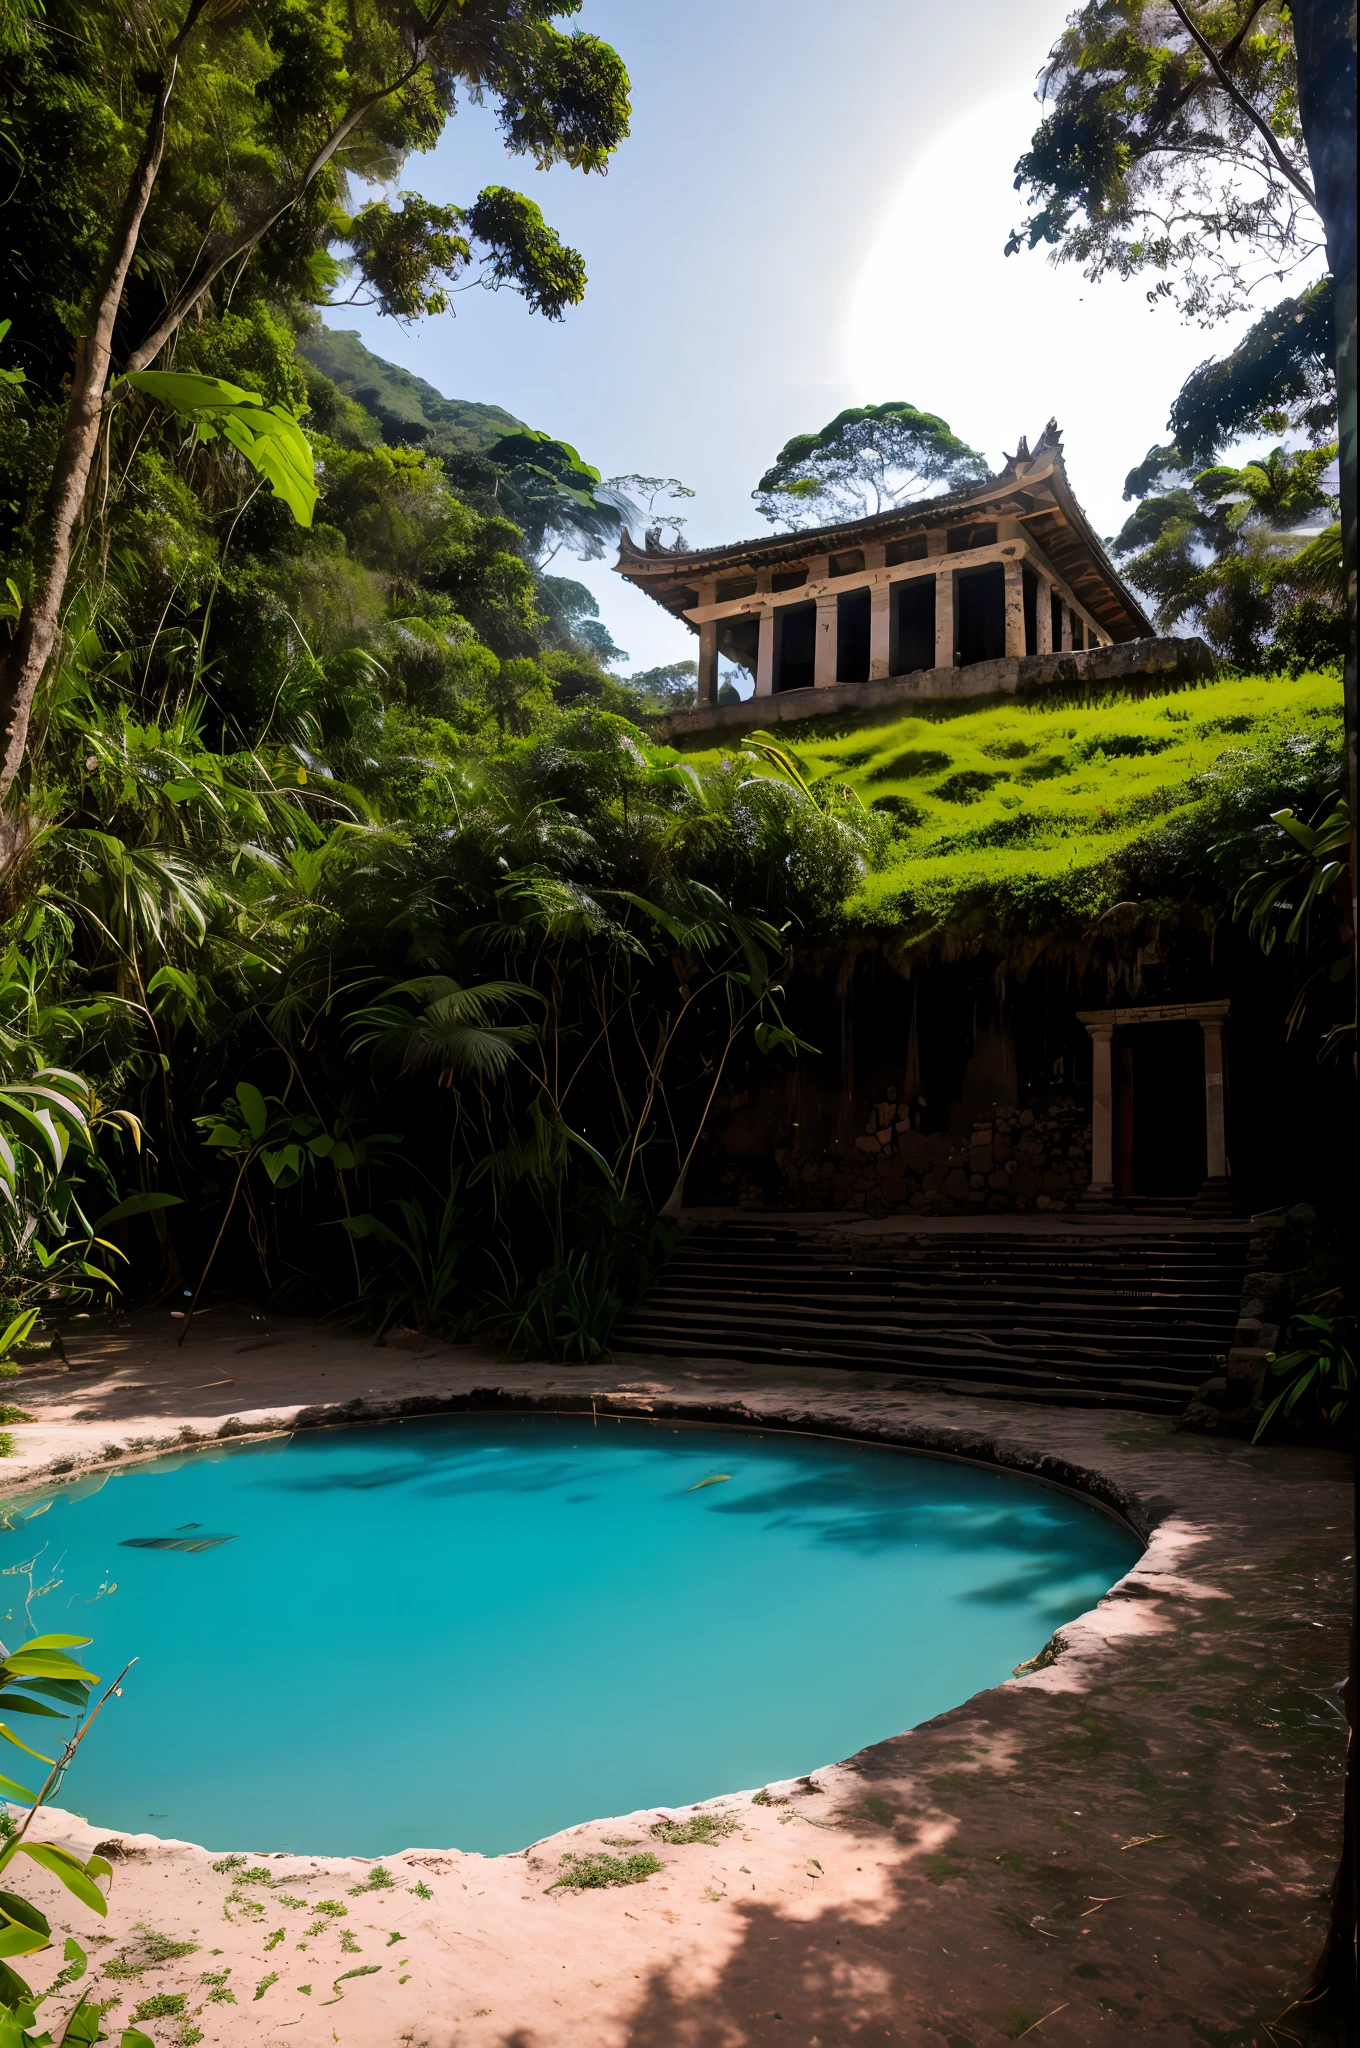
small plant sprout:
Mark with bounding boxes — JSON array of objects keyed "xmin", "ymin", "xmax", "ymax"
[{"xmin": 650, "ymin": 1813, "xmax": 739, "ymax": 1846}]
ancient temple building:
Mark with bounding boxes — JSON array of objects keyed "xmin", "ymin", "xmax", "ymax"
[{"xmin": 616, "ymin": 422, "xmax": 1210, "ymax": 733}]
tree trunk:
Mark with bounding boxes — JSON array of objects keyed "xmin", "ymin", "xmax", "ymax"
[
  {"xmin": 1282, "ymin": 7, "xmax": 1356, "ymax": 2030},
  {"xmin": 0, "ymin": 7, "xmax": 204, "ymax": 801}
]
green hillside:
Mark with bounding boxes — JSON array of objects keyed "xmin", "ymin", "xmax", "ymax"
[
  {"xmin": 679, "ymin": 670, "xmax": 1344, "ymax": 942},
  {"xmin": 296, "ymin": 325, "xmax": 525, "ymax": 451}
]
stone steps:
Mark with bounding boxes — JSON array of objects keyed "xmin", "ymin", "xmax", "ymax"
[{"xmin": 613, "ymin": 1222, "xmax": 1250, "ymax": 1413}]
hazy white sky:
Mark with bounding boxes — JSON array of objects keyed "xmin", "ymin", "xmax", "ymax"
[{"xmin": 327, "ymin": 0, "xmax": 1290, "ymax": 671}]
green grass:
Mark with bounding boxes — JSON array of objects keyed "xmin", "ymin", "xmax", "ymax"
[
  {"xmin": 130, "ymin": 1993, "xmax": 187, "ymax": 2022},
  {"xmin": 684, "ymin": 669, "xmax": 1343, "ymax": 940},
  {"xmin": 649, "ymin": 1813, "xmax": 739, "ymax": 1845},
  {"xmin": 547, "ymin": 1850, "xmax": 662, "ymax": 1890}
]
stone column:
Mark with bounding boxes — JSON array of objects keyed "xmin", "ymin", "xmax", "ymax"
[
  {"xmin": 1036, "ymin": 579, "xmax": 1053, "ymax": 654},
  {"xmin": 1083, "ymin": 1022, "xmax": 1115, "ymax": 1204},
  {"xmin": 814, "ymin": 594, "xmax": 838, "ymax": 687},
  {"xmin": 1003, "ymin": 558, "xmax": 1026, "ymax": 657},
  {"xmin": 934, "ymin": 567, "xmax": 954, "ymax": 669},
  {"xmin": 1194, "ymin": 1015, "xmax": 1231, "ymax": 1212},
  {"xmin": 754, "ymin": 610, "xmax": 775, "ymax": 696},
  {"xmin": 1060, "ymin": 604, "xmax": 1073, "ymax": 652},
  {"xmin": 696, "ymin": 619, "xmax": 719, "ymax": 707},
  {"xmin": 869, "ymin": 584, "xmax": 892, "ymax": 679}
]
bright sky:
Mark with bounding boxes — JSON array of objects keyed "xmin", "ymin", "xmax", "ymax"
[{"xmin": 327, "ymin": 0, "xmax": 1288, "ymax": 673}]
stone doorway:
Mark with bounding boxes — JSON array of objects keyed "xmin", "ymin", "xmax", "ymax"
[
  {"xmin": 1079, "ymin": 1001, "xmax": 1230, "ymax": 1213},
  {"xmin": 1112, "ymin": 1020, "xmax": 1209, "ymax": 1195}
]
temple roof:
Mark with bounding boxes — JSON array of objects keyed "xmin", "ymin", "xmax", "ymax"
[{"xmin": 615, "ymin": 422, "xmax": 1154, "ymax": 644}]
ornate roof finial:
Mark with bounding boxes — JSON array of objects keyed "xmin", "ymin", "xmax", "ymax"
[{"xmin": 1033, "ymin": 417, "xmax": 1064, "ymax": 457}]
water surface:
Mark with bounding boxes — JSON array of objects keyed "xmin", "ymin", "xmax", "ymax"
[{"xmin": 0, "ymin": 1414, "xmax": 1138, "ymax": 1854}]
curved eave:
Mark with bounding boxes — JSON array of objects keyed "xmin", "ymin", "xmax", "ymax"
[
  {"xmin": 616, "ymin": 450, "xmax": 1153, "ymax": 643},
  {"xmin": 1038, "ymin": 463, "xmax": 1153, "ymax": 641},
  {"xmin": 614, "ymin": 469, "xmax": 1024, "ymax": 582}
]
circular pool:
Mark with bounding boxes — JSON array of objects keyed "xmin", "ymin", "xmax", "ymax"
[{"xmin": 0, "ymin": 1414, "xmax": 1139, "ymax": 1856}]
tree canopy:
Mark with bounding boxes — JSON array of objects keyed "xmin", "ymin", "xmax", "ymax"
[
  {"xmin": 0, "ymin": 0, "xmax": 632, "ymax": 792},
  {"xmin": 1113, "ymin": 438, "xmax": 1341, "ymax": 665},
  {"xmin": 1008, "ymin": 3, "xmax": 1321, "ymax": 324},
  {"xmin": 753, "ymin": 403, "xmax": 988, "ymax": 530}
]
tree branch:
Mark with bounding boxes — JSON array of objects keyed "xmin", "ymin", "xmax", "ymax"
[
  {"xmin": 127, "ymin": 0, "xmax": 456, "ymax": 372},
  {"xmin": 1169, "ymin": 0, "xmax": 1317, "ymax": 211}
]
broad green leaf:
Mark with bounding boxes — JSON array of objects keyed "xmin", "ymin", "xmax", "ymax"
[
  {"xmin": 83, "ymin": 1857, "xmax": 112, "ymax": 1885},
  {"xmin": 0, "ymin": 1771, "xmax": 38, "ymax": 1801},
  {"xmin": 0, "ymin": 1892, "xmax": 50, "ymax": 1939},
  {"xmin": 13, "ymin": 1638, "xmax": 90, "ymax": 1654},
  {"xmin": 58, "ymin": 1994, "xmax": 108, "ymax": 2044},
  {"xmin": 93, "ymin": 1192, "xmax": 182, "ymax": 1229},
  {"xmin": 62, "ymin": 1936, "xmax": 87, "ymax": 1982},
  {"xmin": 2, "ymin": 1653, "xmax": 97, "ymax": 1683},
  {"xmin": 0, "ymin": 1921, "xmax": 49, "ymax": 1959},
  {"xmin": 0, "ymin": 1697, "xmax": 68, "ymax": 1721},
  {"xmin": 122, "ymin": 372, "xmax": 316, "ymax": 528},
  {"xmin": 119, "ymin": 2031, "xmax": 154, "ymax": 2048},
  {"xmin": 0, "ymin": 2000, "xmax": 45, "ymax": 2047},
  {"xmin": 13, "ymin": 1680, "xmax": 90, "ymax": 1707},
  {"xmin": 15, "ymin": 1845, "xmax": 107, "ymax": 1916},
  {"xmin": 0, "ymin": 1959, "xmax": 37, "ymax": 2017},
  {"xmin": 0, "ymin": 1723, "xmax": 56, "ymax": 1763},
  {"xmin": 235, "ymin": 1082, "xmax": 268, "ymax": 1140}
]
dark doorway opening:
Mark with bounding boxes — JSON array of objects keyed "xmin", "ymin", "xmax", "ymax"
[
  {"xmin": 836, "ymin": 589, "xmax": 871, "ymax": 682},
  {"xmin": 894, "ymin": 576, "xmax": 935, "ymax": 674},
  {"xmin": 1022, "ymin": 564, "xmax": 1039, "ymax": 656},
  {"xmin": 1113, "ymin": 1023, "xmax": 1207, "ymax": 1194},
  {"xmin": 776, "ymin": 602, "xmax": 816, "ymax": 692},
  {"xmin": 956, "ymin": 563, "xmax": 1005, "ymax": 665}
]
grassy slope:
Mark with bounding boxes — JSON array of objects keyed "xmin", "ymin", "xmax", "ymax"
[
  {"xmin": 679, "ymin": 670, "xmax": 1344, "ymax": 938},
  {"xmin": 297, "ymin": 326, "xmax": 525, "ymax": 450}
]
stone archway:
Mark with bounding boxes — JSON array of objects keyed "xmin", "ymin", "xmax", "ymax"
[{"xmin": 1077, "ymin": 1001, "xmax": 1230, "ymax": 1213}]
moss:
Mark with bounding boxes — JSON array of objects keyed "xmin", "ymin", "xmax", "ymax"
[{"xmin": 680, "ymin": 670, "xmax": 1342, "ymax": 942}]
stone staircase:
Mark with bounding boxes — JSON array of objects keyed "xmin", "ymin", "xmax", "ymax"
[{"xmin": 614, "ymin": 1219, "xmax": 1253, "ymax": 1414}]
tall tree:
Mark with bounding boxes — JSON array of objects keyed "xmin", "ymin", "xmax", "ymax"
[
  {"xmin": 0, "ymin": 0, "xmax": 630, "ymax": 798},
  {"xmin": 753, "ymin": 403, "xmax": 988, "ymax": 530},
  {"xmin": 1280, "ymin": 5, "xmax": 1357, "ymax": 2025}
]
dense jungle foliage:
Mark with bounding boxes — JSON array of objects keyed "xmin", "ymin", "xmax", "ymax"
[
  {"xmin": 0, "ymin": 0, "xmax": 1348, "ymax": 1388},
  {"xmin": 0, "ymin": 302, "xmax": 1347, "ymax": 1364}
]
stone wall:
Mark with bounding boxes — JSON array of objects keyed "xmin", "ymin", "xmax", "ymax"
[
  {"xmin": 713, "ymin": 1093, "xmax": 1093, "ymax": 1216},
  {"xmin": 647, "ymin": 636, "xmax": 1215, "ymax": 745}
]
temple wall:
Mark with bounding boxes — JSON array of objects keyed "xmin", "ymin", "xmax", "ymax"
[{"xmin": 648, "ymin": 637, "xmax": 1216, "ymax": 744}]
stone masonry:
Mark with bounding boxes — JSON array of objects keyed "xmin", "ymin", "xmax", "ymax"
[{"xmin": 716, "ymin": 1094, "xmax": 1093, "ymax": 1216}]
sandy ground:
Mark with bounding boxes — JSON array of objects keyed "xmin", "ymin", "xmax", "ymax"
[{"xmin": 0, "ymin": 1305, "xmax": 1350, "ymax": 2047}]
